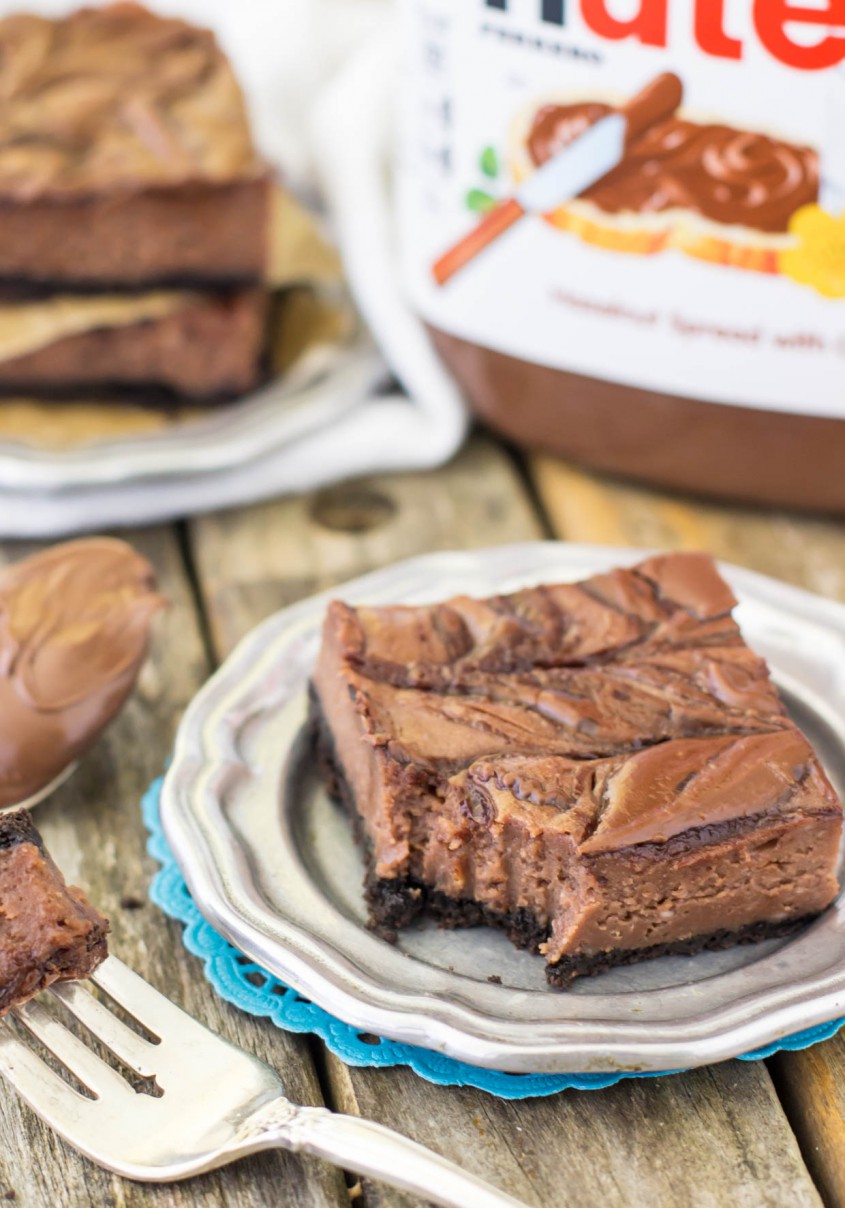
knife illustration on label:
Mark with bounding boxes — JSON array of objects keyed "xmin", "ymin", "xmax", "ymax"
[{"xmin": 432, "ymin": 73, "xmax": 684, "ymax": 287}]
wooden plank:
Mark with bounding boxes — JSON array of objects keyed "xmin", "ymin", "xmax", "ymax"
[
  {"xmin": 324, "ymin": 1062, "xmax": 818, "ymax": 1208},
  {"xmin": 770, "ymin": 1038, "xmax": 845, "ymax": 1208},
  {"xmin": 189, "ymin": 435, "xmax": 821, "ymax": 1208},
  {"xmin": 529, "ymin": 452, "xmax": 845, "ymax": 1206},
  {"xmin": 191, "ymin": 437, "xmax": 540, "ymax": 661},
  {"xmin": 531, "ymin": 455, "xmax": 845, "ymax": 601},
  {"xmin": 0, "ymin": 528, "xmax": 346, "ymax": 1208}
]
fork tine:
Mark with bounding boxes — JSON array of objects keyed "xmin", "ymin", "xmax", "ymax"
[
  {"xmin": 0, "ymin": 1022, "xmax": 93, "ymax": 1125},
  {"xmin": 50, "ymin": 983, "xmax": 159, "ymax": 1079},
  {"xmin": 90, "ymin": 956, "xmax": 199, "ymax": 1038},
  {"xmin": 14, "ymin": 1000, "xmax": 136, "ymax": 1101}
]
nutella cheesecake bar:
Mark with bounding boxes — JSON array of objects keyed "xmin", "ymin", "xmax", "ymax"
[
  {"xmin": 0, "ymin": 3, "xmax": 271, "ymax": 401},
  {"xmin": 0, "ymin": 811, "xmax": 108, "ymax": 1015},
  {"xmin": 312, "ymin": 552, "xmax": 843, "ymax": 987}
]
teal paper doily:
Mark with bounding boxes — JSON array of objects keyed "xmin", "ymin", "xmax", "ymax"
[{"xmin": 144, "ymin": 778, "xmax": 845, "ymax": 1099}]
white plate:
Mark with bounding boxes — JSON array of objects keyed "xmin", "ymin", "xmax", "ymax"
[
  {"xmin": 161, "ymin": 543, "xmax": 845, "ymax": 1073},
  {"xmin": 0, "ymin": 338, "xmax": 384, "ymax": 494}
]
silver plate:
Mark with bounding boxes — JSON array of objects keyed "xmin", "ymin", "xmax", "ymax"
[{"xmin": 161, "ymin": 543, "xmax": 845, "ymax": 1074}]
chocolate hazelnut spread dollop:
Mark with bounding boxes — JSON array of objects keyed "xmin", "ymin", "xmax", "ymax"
[
  {"xmin": 398, "ymin": 3, "xmax": 845, "ymax": 510},
  {"xmin": 0, "ymin": 537, "xmax": 166, "ymax": 806}
]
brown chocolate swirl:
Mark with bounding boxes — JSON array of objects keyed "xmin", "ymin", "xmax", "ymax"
[
  {"xmin": 528, "ymin": 105, "xmax": 819, "ymax": 234},
  {"xmin": 0, "ymin": 537, "xmax": 166, "ymax": 806},
  {"xmin": 0, "ymin": 4, "xmax": 265, "ymax": 201},
  {"xmin": 331, "ymin": 552, "xmax": 789, "ymax": 777}
]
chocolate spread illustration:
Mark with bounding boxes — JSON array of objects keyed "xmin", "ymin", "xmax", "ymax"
[{"xmin": 434, "ymin": 72, "xmax": 823, "ymax": 286}]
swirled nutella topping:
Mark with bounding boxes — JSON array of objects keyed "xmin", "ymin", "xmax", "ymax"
[
  {"xmin": 528, "ymin": 105, "xmax": 819, "ymax": 233},
  {"xmin": 319, "ymin": 551, "xmax": 801, "ymax": 781},
  {"xmin": 445, "ymin": 727, "xmax": 829, "ymax": 854},
  {"xmin": 0, "ymin": 537, "xmax": 166, "ymax": 806},
  {"xmin": 0, "ymin": 3, "xmax": 266, "ymax": 200}
]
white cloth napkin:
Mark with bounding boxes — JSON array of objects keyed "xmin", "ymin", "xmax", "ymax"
[{"xmin": 0, "ymin": 0, "xmax": 469, "ymax": 537}]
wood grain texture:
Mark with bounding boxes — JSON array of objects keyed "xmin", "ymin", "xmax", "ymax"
[
  {"xmin": 190, "ymin": 437, "xmax": 541, "ymax": 661},
  {"xmin": 324, "ymin": 1061, "xmax": 819, "ymax": 1208},
  {"xmin": 530, "ymin": 455, "xmax": 845, "ymax": 601},
  {"xmin": 0, "ymin": 528, "xmax": 347, "ymax": 1208},
  {"xmin": 189, "ymin": 436, "xmax": 822, "ymax": 1208},
  {"xmin": 770, "ymin": 1037, "xmax": 845, "ymax": 1208},
  {"xmin": 529, "ymin": 453, "xmax": 845, "ymax": 1207}
]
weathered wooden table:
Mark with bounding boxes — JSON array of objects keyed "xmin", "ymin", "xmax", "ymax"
[{"xmin": 3, "ymin": 435, "xmax": 844, "ymax": 1208}]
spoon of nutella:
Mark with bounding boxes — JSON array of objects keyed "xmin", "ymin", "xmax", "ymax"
[{"xmin": 0, "ymin": 538, "xmax": 166, "ymax": 811}]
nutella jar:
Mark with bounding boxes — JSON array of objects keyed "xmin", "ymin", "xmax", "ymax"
[{"xmin": 396, "ymin": 0, "xmax": 845, "ymax": 510}]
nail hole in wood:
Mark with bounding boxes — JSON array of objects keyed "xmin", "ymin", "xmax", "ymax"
[{"xmin": 310, "ymin": 486, "xmax": 396, "ymax": 533}]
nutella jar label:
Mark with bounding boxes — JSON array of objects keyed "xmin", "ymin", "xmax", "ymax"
[{"xmin": 397, "ymin": 0, "xmax": 845, "ymax": 417}]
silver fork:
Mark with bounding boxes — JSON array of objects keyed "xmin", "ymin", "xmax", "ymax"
[{"xmin": 0, "ymin": 956, "xmax": 525, "ymax": 1208}]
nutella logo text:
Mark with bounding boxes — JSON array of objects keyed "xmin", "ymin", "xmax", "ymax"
[{"xmin": 485, "ymin": 0, "xmax": 845, "ymax": 69}]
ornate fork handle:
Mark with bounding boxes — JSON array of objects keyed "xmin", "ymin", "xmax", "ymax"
[{"xmin": 237, "ymin": 1098, "xmax": 528, "ymax": 1208}]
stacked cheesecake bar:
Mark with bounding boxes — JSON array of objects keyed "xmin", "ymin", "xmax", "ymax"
[{"xmin": 0, "ymin": 3, "xmax": 271, "ymax": 401}]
